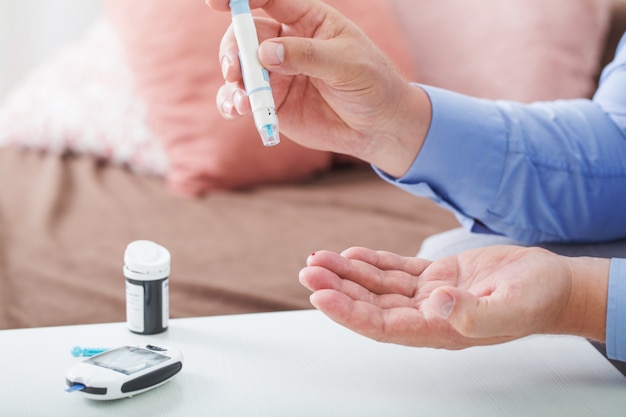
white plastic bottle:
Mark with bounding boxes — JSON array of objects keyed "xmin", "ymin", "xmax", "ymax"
[{"xmin": 123, "ymin": 240, "xmax": 171, "ymax": 335}]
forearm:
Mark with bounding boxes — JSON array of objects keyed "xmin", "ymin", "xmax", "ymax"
[
  {"xmin": 375, "ymin": 34, "xmax": 626, "ymax": 244},
  {"xmin": 376, "ymin": 86, "xmax": 626, "ymax": 244}
]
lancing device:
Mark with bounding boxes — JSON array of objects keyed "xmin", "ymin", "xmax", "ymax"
[{"xmin": 230, "ymin": 0, "xmax": 280, "ymax": 146}]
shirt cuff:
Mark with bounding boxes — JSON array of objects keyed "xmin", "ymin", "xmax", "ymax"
[
  {"xmin": 373, "ymin": 84, "xmax": 509, "ymax": 228},
  {"xmin": 607, "ymin": 258, "xmax": 626, "ymax": 361}
]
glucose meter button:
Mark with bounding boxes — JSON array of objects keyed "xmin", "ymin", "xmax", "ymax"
[
  {"xmin": 146, "ymin": 344, "xmax": 167, "ymax": 352},
  {"xmin": 121, "ymin": 362, "xmax": 183, "ymax": 394}
]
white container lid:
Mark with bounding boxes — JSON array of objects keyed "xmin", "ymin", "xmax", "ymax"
[{"xmin": 123, "ymin": 240, "xmax": 171, "ymax": 281}]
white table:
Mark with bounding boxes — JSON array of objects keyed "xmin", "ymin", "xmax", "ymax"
[{"xmin": 2, "ymin": 309, "xmax": 626, "ymax": 416}]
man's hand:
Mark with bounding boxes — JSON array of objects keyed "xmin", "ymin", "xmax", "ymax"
[
  {"xmin": 207, "ymin": 0, "xmax": 430, "ymax": 177},
  {"xmin": 299, "ymin": 245, "xmax": 609, "ymax": 349}
]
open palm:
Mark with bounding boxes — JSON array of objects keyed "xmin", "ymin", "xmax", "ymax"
[{"xmin": 299, "ymin": 245, "xmax": 573, "ymax": 350}]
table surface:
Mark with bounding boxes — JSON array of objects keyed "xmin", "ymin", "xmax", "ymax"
[{"xmin": 2, "ymin": 309, "xmax": 626, "ymax": 416}]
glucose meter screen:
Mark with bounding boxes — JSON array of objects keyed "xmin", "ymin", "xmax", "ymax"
[{"xmin": 86, "ymin": 347, "xmax": 169, "ymax": 375}]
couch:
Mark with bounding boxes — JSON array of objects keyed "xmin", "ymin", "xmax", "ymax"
[{"xmin": 0, "ymin": 0, "xmax": 624, "ymax": 329}]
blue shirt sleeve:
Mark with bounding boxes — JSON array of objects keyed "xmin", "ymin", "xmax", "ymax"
[
  {"xmin": 607, "ymin": 258, "xmax": 626, "ymax": 362},
  {"xmin": 375, "ymin": 34, "xmax": 626, "ymax": 244}
]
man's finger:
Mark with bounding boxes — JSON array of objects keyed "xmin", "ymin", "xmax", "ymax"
[{"xmin": 306, "ymin": 250, "xmax": 419, "ymax": 297}]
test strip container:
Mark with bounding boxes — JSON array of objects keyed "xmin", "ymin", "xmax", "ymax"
[{"xmin": 124, "ymin": 240, "xmax": 171, "ymax": 335}]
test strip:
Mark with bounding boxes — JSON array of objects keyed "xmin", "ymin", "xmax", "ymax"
[{"xmin": 65, "ymin": 383, "xmax": 86, "ymax": 393}]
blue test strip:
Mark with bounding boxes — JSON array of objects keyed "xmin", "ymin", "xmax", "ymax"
[{"xmin": 65, "ymin": 383, "xmax": 86, "ymax": 393}]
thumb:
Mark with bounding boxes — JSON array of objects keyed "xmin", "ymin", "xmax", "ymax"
[
  {"xmin": 259, "ymin": 37, "xmax": 351, "ymax": 81},
  {"xmin": 429, "ymin": 287, "xmax": 514, "ymax": 339}
]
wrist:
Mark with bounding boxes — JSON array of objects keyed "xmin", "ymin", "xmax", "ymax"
[
  {"xmin": 559, "ymin": 256, "xmax": 609, "ymax": 341},
  {"xmin": 366, "ymin": 83, "xmax": 432, "ymax": 178}
]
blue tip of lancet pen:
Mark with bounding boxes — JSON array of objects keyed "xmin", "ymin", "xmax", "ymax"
[{"xmin": 260, "ymin": 124, "xmax": 279, "ymax": 147}]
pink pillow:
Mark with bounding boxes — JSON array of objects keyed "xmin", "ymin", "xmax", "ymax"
[
  {"xmin": 0, "ymin": 20, "xmax": 168, "ymax": 175},
  {"xmin": 103, "ymin": 0, "xmax": 413, "ymax": 197},
  {"xmin": 389, "ymin": 0, "xmax": 612, "ymax": 102},
  {"xmin": 0, "ymin": 1, "xmax": 611, "ymax": 192}
]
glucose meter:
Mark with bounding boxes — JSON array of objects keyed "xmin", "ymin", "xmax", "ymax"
[{"xmin": 65, "ymin": 344, "xmax": 183, "ymax": 400}]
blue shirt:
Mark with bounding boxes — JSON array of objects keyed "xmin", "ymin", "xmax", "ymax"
[{"xmin": 375, "ymin": 34, "xmax": 626, "ymax": 361}]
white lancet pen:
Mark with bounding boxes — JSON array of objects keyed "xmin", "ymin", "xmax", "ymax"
[{"xmin": 230, "ymin": 0, "xmax": 280, "ymax": 146}]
